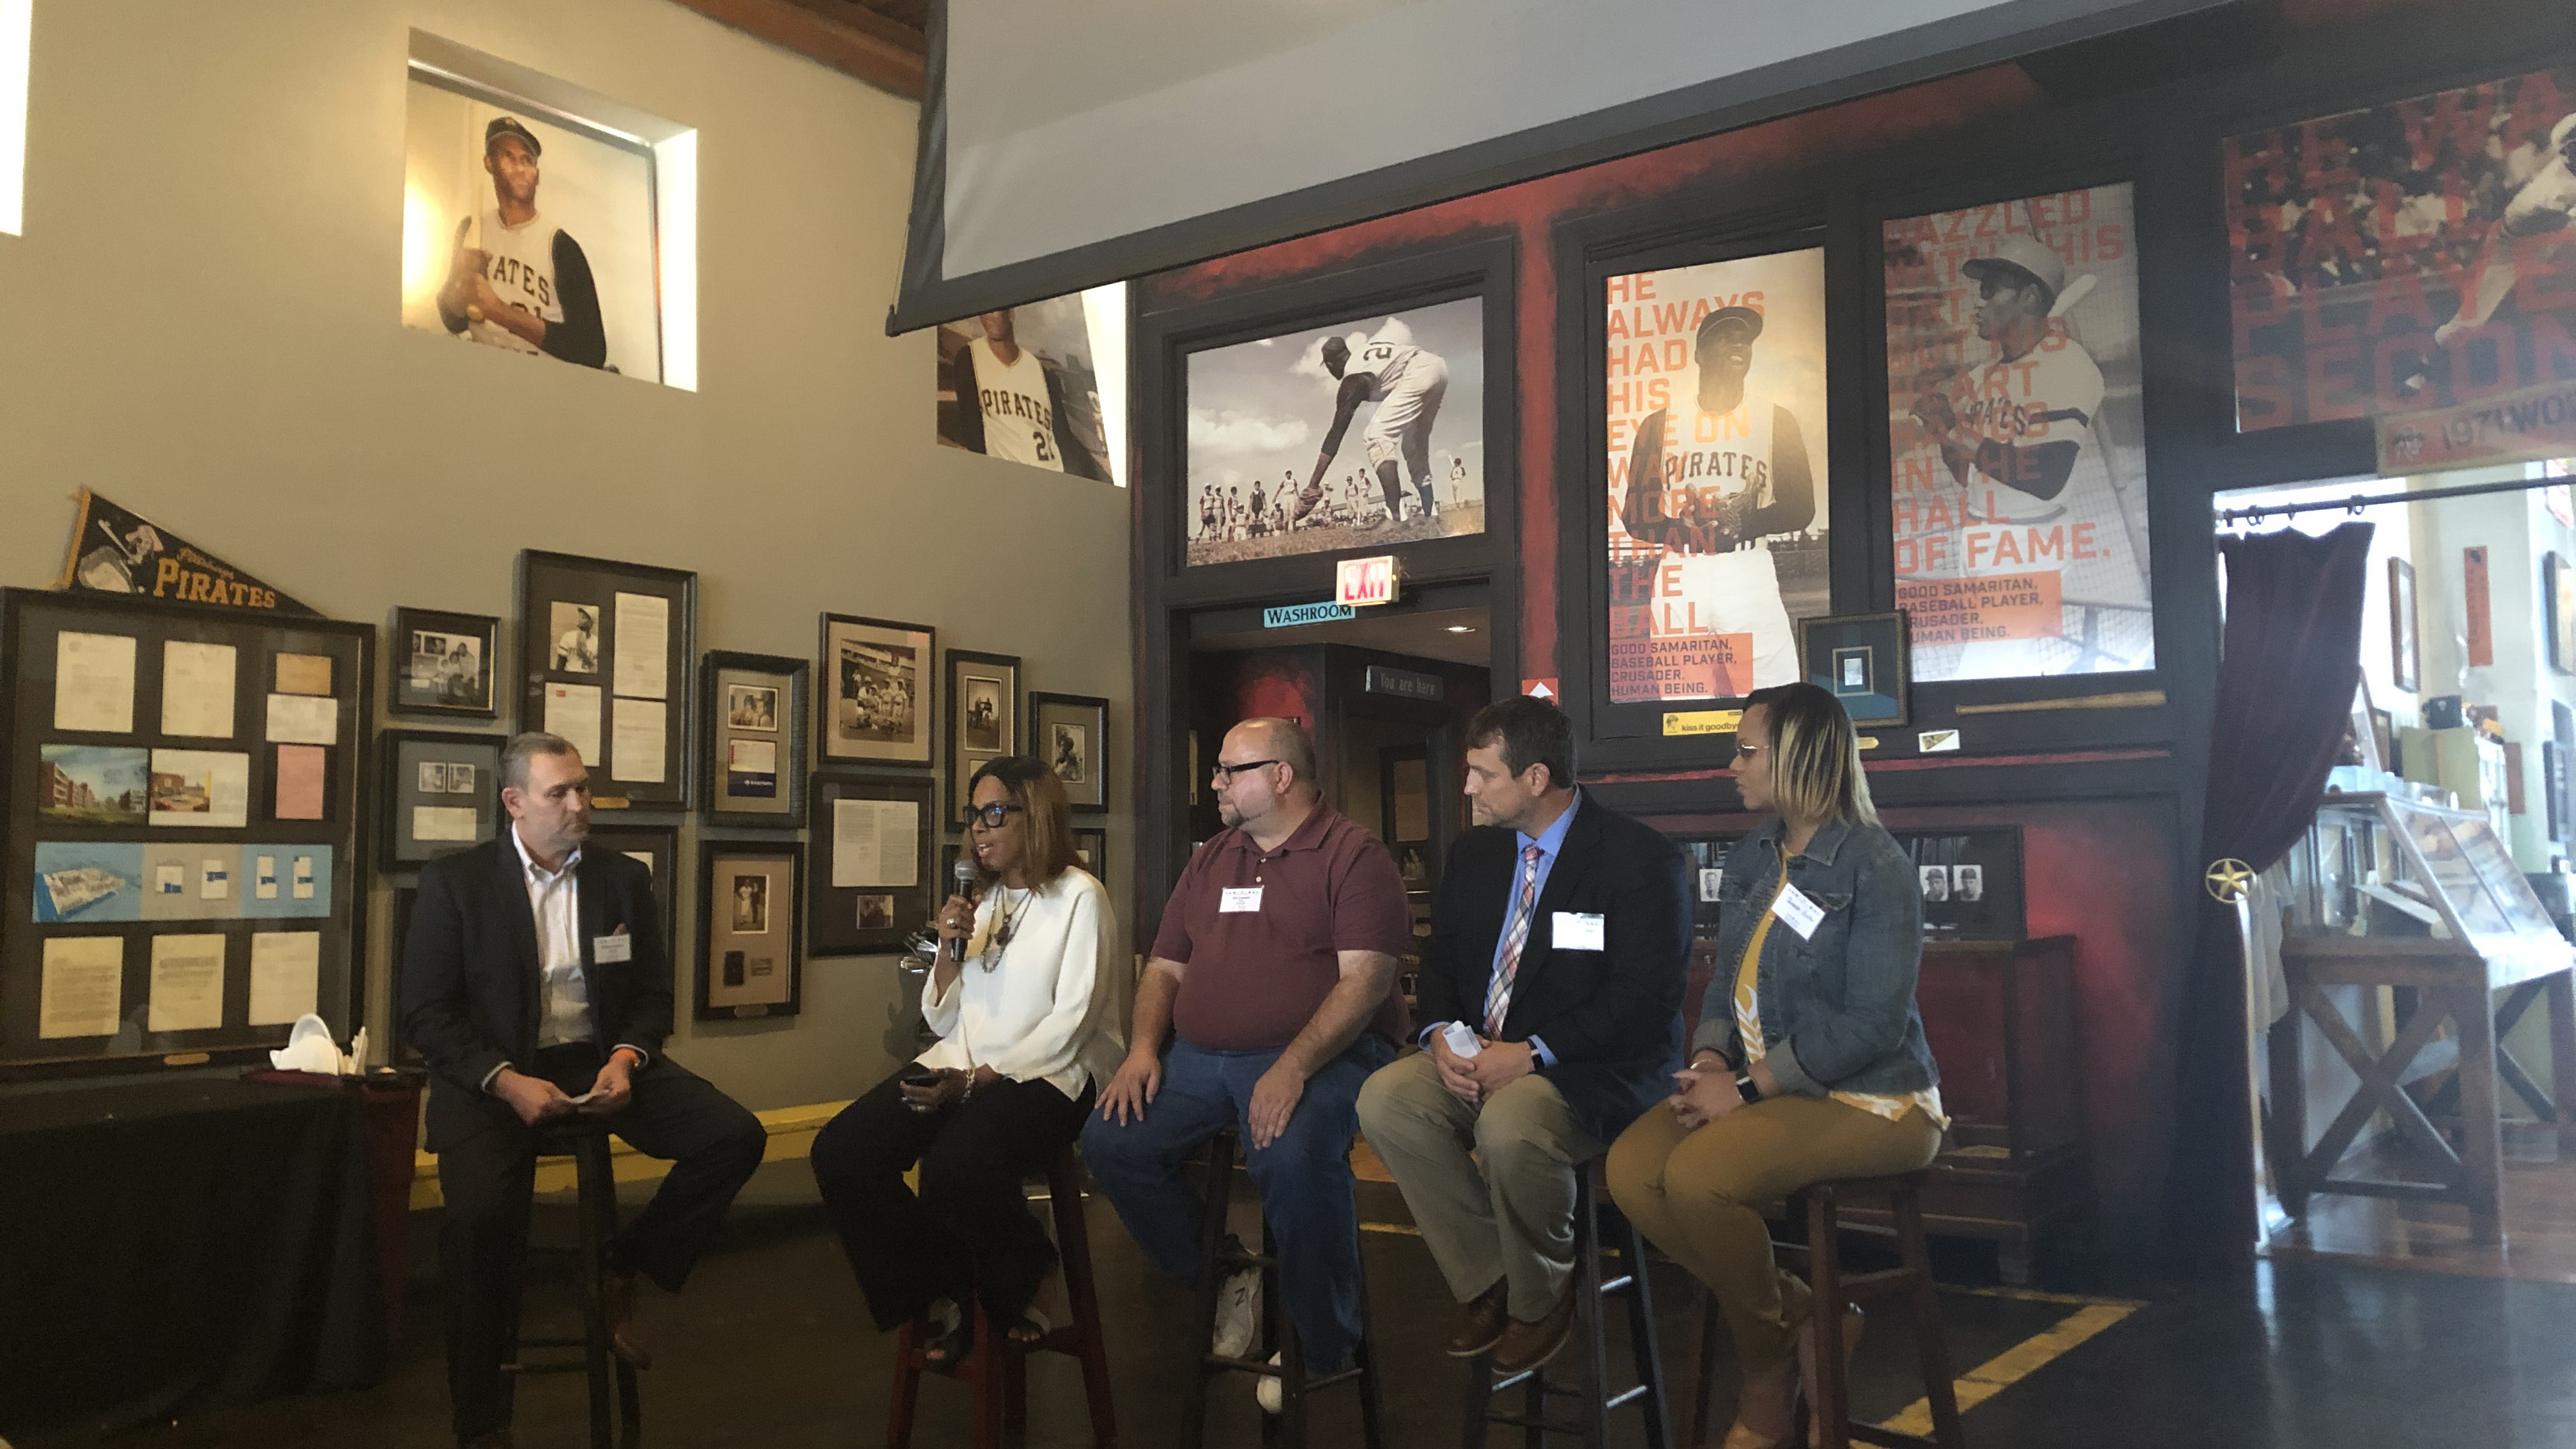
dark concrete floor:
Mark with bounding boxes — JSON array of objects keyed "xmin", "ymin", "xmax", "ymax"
[{"xmin": 60, "ymin": 1160, "xmax": 2576, "ymax": 1449}]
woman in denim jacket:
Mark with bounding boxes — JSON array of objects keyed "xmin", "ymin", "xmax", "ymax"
[{"xmin": 1607, "ymin": 682, "xmax": 1942, "ymax": 1449}]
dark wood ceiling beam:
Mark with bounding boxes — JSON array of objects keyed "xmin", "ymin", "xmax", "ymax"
[{"xmin": 665, "ymin": 0, "xmax": 924, "ymax": 98}]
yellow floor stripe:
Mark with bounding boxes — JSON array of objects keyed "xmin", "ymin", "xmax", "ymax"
[
  {"xmin": 1877, "ymin": 1302, "xmax": 2136, "ymax": 1436},
  {"xmin": 1953, "ymin": 1283, "xmax": 2145, "ymax": 1310}
]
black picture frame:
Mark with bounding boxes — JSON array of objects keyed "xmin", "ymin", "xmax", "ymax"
[
  {"xmin": 388, "ymin": 607, "xmax": 502, "ymax": 719},
  {"xmin": 809, "ymin": 770, "xmax": 937, "ymax": 957},
  {"xmin": 584, "ymin": 821, "xmax": 679, "ymax": 961},
  {"xmin": 818, "ymin": 613, "xmax": 937, "ymax": 768},
  {"xmin": 515, "ymin": 550, "xmax": 695, "ymax": 809},
  {"xmin": 699, "ymin": 651, "xmax": 809, "ymax": 828},
  {"xmin": 946, "ymin": 650, "xmax": 1022, "ymax": 818},
  {"xmin": 1073, "ymin": 827, "xmax": 1107, "ymax": 882},
  {"xmin": 1897, "ymin": 827, "xmax": 2026, "ymax": 940},
  {"xmin": 1795, "ymin": 610, "xmax": 1912, "ymax": 728},
  {"xmin": 2389, "ymin": 556, "xmax": 2420, "ymax": 694},
  {"xmin": 378, "ymin": 728, "xmax": 503, "ymax": 868},
  {"xmin": 1027, "ymin": 691, "xmax": 1109, "ymax": 814},
  {"xmin": 694, "ymin": 839, "xmax": 802, "ymax": 1021}
]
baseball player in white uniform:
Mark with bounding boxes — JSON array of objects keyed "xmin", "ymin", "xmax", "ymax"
[
  {"xmin": 439, "ymin": 117, "xmax": 609, "ymax": 369},
  {"xmin": 1908, "ymin": 233, "xmax": 2149, "ymax": 674},
  {"xmin": 1291, "ymin": 322, "xmax": 1451, "ymax": 527},
  {"xmin": 2432, "ymin": 111, "xmax": 2576, "ymax": 349},
  {"xmin": 1619, "ymin": 307, "xmax": 1818, "ymax": 696},
  {"xmin": 964, "ymin": 309, "xmax": 1064, "ymax": 471}
]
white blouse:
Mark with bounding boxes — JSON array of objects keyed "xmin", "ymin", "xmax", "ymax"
[{"xmin": 918, "ymin": 866, "xmax": 1125, "ymax": 1100}]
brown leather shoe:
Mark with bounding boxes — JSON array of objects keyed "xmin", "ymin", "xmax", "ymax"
[
  {"xmin": 605, "ymin": 1272, "xmax": 652, "ymax": 1369},
  {"xmin": 1490, "ymin": 1282, "xmax": 1579, "ymax": 1374},
  {"xmin": 1446, "ymin": 1278, "xmax": 1512, "ymax": 1358}
]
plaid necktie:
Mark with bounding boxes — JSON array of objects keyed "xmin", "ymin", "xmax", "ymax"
[{"xmin": 1483, "ymin": 843, "xmax": 1544, "ymax": 1038}]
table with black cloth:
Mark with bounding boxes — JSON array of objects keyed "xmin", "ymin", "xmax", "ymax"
[{"xmin": 0, "ymin": 1075, "xmax": 387, "ymax": 1445}]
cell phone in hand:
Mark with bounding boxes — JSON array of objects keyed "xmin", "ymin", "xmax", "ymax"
[{"xmin": 900, "ymin": 1063, "xmax": 944, "ymax": 1089}]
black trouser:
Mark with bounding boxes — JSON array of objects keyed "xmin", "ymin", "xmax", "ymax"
[
  {"xmin": 808, "ymin": 1068, "xmax": 1094, "ymax": 1332},
  {"xmin": 436, "ymin": 1044, "xmax": 766, "ymax": 1444}
]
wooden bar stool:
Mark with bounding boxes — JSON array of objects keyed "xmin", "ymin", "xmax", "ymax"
[
  {"xmin": 1686, "ymin": 1171, "xmax": 1964, "ymax": 1449},
  {"xmin": 1177, "ymin": 1127, "xmax": 1386, "ymax": 1449},
  {"xmin": 886, "ymin": 1149, "xmax": 1119, "ymax": 1449},
  {"xmin": 505, "ymin": 1118, "xmax": 641, "ymax": 1449},
  {"xmin": 1462, "ymin": 1159, "xmax": 1671, "ymax": 1449}
]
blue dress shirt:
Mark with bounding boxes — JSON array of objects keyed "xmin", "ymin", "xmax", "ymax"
[{"xmin": 1423, "ymin": 790, "xmax": 1581, "ymax": 1066}]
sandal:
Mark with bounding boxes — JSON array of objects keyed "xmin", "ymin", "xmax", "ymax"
[
  {"xmin": 921, "ymin": 1298, "xmax": 974, "ymax": 1367},
  {"xmin": 1003, "ymin": 1307, "xmax": 1052, "ymax": 1347}
]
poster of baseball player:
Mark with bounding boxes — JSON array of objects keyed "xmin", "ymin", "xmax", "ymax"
[
  {"xmin": 1884, "ymin": 183, "xmax": 2154, "ymax": 682},
  {"xmin": 1183, "ymin": 298, "xmax": 1485, "ymax": 567},
  {"xmin": 400, "ymin": 75, "xmax": 663, "ymax": 383},
  {"xmin": 1604, "ymin": 248, "xmax": 1830, "ymax": 704},
  {"xmin": 937, "ymin": 295, "xmax": 1115, "ymax": 480},
  {"xmin": 2225, "ymin": 66, "xmax": 2576, "ymax": 441}
]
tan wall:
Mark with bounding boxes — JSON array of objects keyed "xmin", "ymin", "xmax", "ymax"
[{"xmin": 0, "ymin": 0, "xmax": 1132, "ymax": 1110}]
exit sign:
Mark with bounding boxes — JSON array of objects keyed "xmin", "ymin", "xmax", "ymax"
[{"xmin": 1336, "ymin": 555, "xmax": 1397, "ymax": 608}]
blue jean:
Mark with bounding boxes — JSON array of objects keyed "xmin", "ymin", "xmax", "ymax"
[{"xmin": 1080, "ymin": 1034, "xmax": 1396, "ymax": 1368}]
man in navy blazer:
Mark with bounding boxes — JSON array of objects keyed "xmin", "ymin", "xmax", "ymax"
[
  {"xmin": 1356, "ymin": 695, "xmax": 1690, "ymax": 1374},
  {"xmin": 401, "ymin": 733, "xmax": 765, "ymax": 1449}
]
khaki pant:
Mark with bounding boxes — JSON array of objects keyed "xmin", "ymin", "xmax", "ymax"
[
  {"xmin": 1355, "ymin": 1050, "xmax": 1598, "ymax": 1319},
  {"xmin": 1606, "ymin": 1096, "xmax": 1940, "ymax": 1372}
]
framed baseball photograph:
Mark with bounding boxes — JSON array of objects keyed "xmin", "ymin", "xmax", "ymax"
[
  {"xmin": 1184, "ymin": 298, "xmax": 1486, "ymax": 567},
  {"xmin": 1795, "ymin": 612, "xmax": 1910, "ymax": 729},
  {"xmin": 399, "ymin": 64, "xmax": 667, "ymax": 383},
  {"xmin": 379, "ymin": 729, "xmax": 503, "ymax": 868},
  {"xmin": 695, "ymin": 841, "xmax": 803, "ymax": 1021},
  {"xmin": 516, "ymin": 551, "xmax": 695, "ymax": 809},
  {"xmin": 1602, "ymin": 243, "xmax": 1830, "ymax": 707},
  {"xmin": 818, "ymin": 613, "xmax": 935, "ymax": 767},
  {"xmin": 808, "ymin": 771, "xmax": 937, "ymax": 957},
  {"xmin": 1027, "ymin": 691, "xmax": 1109, "ymax": 813},
  {"xmin": 698, "ymin": 651, "xmax": 809, "ymax": 829},
  {"xmin": 585, "ymin": 820, "xmax": 678, "ymax": 958},
  {"xmin": 1897, "ymin": 827, "xmax": 2025, "ymax": 940},
  {"xmin": 936, "ymin": 293, "xmax": 1116, "ymax": 481},
  {"xmin": 390, "ymin": 607, "xmax": 500, "ymax": 719},
  {"xmin": 1883, "ymin": 183, "xmax": 2151, "ymax": 682},
  {"xmin": 945, "ymin": 650, "xmax": 1021, "ymax": 816}
]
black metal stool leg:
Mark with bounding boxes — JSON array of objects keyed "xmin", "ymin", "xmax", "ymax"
[
  {"xmin": 577, "ymin": 1135, "xmax": 616, "ymax": 1449},
  {"xmin": 1352, "ymin": 1245, "xmax": 1387, "ymax": 1449},
  {"xmin": 1180, "ymin": 1133, "xmax": 1235, "ymax": 1449},
  {"xmin": 1612, "ymin": 1204, "xmax": 1671, "ymax": 1449}
]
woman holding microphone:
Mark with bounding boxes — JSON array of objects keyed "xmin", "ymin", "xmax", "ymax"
[
  {"xmin": 1606, "ymin": 683, "xmax": 1943, "ymax": 1449},
  {"xmin": 809, "ymin": 757, "xmax": 1123, "ymax": 1364}
]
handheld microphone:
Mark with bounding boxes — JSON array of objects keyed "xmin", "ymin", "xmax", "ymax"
[{"xmin": 949, "ymin": 857, "xmax": 979, "ymax": 959}]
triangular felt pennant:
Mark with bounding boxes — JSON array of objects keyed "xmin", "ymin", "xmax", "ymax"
[{"xmin": 56, "ymin": 490, "xmax": 319, "ymax": 616}]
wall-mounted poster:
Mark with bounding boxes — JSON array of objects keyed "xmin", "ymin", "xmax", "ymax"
[
  {"xmin": 401, "ymin": 67, "xmax": 664, "ymax": 382},
  {"xmin": 1184, "ymin": 298, "xmax": 1485, "ymax": 567},
  {"xmin": 1883, "ymin": 184, "xmax": 2152, "ymax": 682},
  {"xmin": 1605, "ymin": 247, "xmax": 1829, "ymax": 703},
  {"xmin": 2225, "ymin": 68, "xmax": 2576, "ymax": 441},
  {"xmin": 937, "ymin": 292, "xmax": 1117, "ymax": 481}
]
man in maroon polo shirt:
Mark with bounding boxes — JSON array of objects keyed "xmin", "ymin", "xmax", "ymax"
[{"xmin": 1082, "ymin": 717, "xmax": 1411, "ymax": 1406}]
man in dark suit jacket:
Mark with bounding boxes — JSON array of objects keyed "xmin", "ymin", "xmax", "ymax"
[
  {"xmin": 1356, "ymin": 695, "xmax": 1689, "ymax": 1374},
  {"xmin": 401, "ymin": 733, "xmax": 765, "ymax": 1449}
]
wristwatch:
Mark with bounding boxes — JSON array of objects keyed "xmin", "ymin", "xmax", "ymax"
[{"xmin": 1734, "ymin": 1073, "xmax": 1762, "ymax": 1105}]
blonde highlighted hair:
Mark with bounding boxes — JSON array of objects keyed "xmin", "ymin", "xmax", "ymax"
[{"xmin": 1741, "ymin": 682, "xmax": 1878, "ymax": 827}]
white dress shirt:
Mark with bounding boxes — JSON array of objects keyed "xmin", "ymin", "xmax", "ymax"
[
  {"xmin": 919, "ymin": 866, "xmax": 1126, "ymax": 1100},
  {"xmin": 482, "ymin": 824, "xmax": 647, "ymax": 1094}
]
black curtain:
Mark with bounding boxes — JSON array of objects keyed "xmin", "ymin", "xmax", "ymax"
[{"xmin": 2163, "ymin": 522, "xmax": 2376, "ymax": 1266}]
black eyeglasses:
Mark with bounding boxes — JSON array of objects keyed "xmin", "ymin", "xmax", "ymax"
[
  {"xmin": 964, "ymin": 802, "xmax": 1028, "ymax": 830},
  {"xmin": 1210, "ymin": 759, "xmax": 1282, "ymax": 783}
]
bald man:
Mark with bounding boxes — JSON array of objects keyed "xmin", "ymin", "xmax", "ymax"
[{"xmin": 1084, "ymin": 719, "xmax": 1414, "ymax": 1410}]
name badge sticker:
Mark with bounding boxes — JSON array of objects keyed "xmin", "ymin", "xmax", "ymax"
[
  {"xmin": 1221, "ymin": 887, "xmax": 1264, "ymax": 914},
  {"xmin": 594, "ymin": 932, "xmax": 634, "ymax": 963},
  {"xmin": 1772, "ymin": 884, "xmax": 1826, "ymax": 940},
  {"xmin": 1552, "ymin": 911, "xmax": 1606, "ymax": 951}
]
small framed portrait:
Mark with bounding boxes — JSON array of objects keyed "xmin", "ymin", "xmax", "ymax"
[
  {"xmin": 1073, "ymin": 827, "xmax": 1107, "ymax": 879},
  {"xmin": 819, "ymin": 613, "xmax": 935, "ymax": 767},
  {"xmin": 699, "ymin": 652, "xmax": 809, "ymax": 828},
  {"xmin": 548, "ymin": 602, "xmax": 602, "ymax": 673},
  {"xmin": 586, "ymin": 821, "xmax": 678, "ymax": 953},
  {"xmin": 381, "ymin": 730, "xmax": 503, "ymax": 868},
  {"xmin": 390, "ymin": 608, "xmax": 500, "ymax": 719},
  {"xmin": 945, "ymin": 650, "xmax": 1022, "ymax": 816},
  {"xmin": 1029, "ymin": 691, "xmax": 1110, "ymax": 813},
  {"xmin": 696, "ymin": 841, "xmax": 802, "ymax": 1020},
  {"xmin": 1919, "ymin": 864, "xmax": 1951, "ymax": 903},
  {"xmin": 809, "ymin": 771, "xmax": 937, "ymax": 956},
  {"xmin": 1952, "ymin": 864, "xmax": 1985, "ymax": 903},
  {"xmin": 1795, "ymin": 611, "xmax": 1910, "ymax": 729},
  {"xmin": 1901, "ymin": 827, "xmax": 2025, "ymax": 939}
]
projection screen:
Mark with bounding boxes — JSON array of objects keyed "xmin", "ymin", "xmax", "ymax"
[{"xmin": 889, "ymin": 0, "xmax": 2228, "ymax": 334}]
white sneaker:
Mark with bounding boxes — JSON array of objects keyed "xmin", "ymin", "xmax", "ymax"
[
  {"xmin": 1256, "ymin": 1351, "xmax": 1284, "ymax": 1413},
  {"xmin": 1211, "ymin": 1266, "xmax": 1261, "ymax": 1359}
]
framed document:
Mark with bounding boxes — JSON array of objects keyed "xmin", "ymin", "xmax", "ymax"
[
  {"xmin": 808, "ymin": 771, "xmax": 937, "ymax": 957},
  {"xmin": 1073, "ymin": 827, "xmax": 1108, "ymax": 880},
  {"xmin": 585, "ymin": 822, "xmax": 679, "ymax": 960},
  {"xmin": 516, "ymin": 551, "xmax": 695, "ymax": 809},
  {"xmin": 390, "ymin": 608, "xmax": 501, "ymax": 719},
  {"xmin": 1793, "ymin": 612, "xmax": 1910, "ymax": 729},
  {"xmin": 945, "ymin": 650, "xmax": 1021, "ymax": 816},
  {"xmin": 818, "ymin": 613, "xmax": 935, "ymax": 767},
  {"xmin": 1028, "ymin": 691, "xmax": 1109, "ymax": 813},
  {"xmin": 695, "ymin": 841, "xmax": 802, "ymax": 1021},
  {"xmin": 379, "ymin": 729, "xmax": 503, "ymax": 867},
  {"xmin": 698, "ymin": 651, "xmax": 809, "ymax": 828}
]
